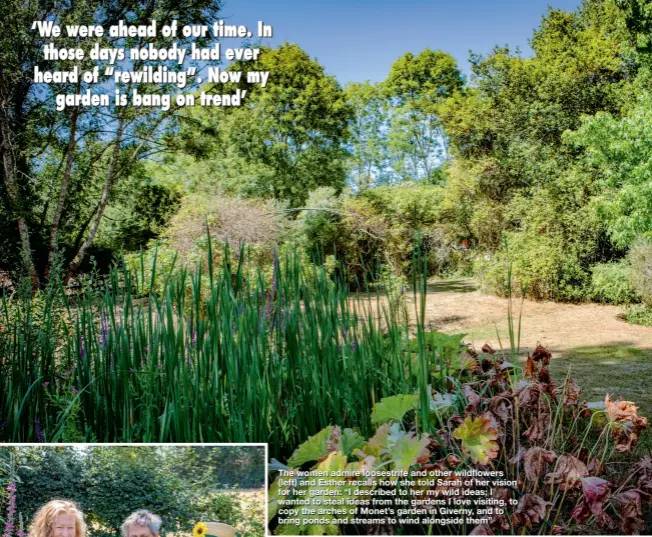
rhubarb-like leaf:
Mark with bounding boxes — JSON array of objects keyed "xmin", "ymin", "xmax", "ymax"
[
  {"xmin": 363, "ymin": 423, "xmax": 392, "ymax": 458},
  {"xmin": 287, "ymin": 426, "xmax": 334, "ymax": 467},
  {"xmin": 371, "ymin": 394, "xmax": 419, "ymax": 424},
  {"xmin": 452, "ymin": 416, "xmax": 499, "ymax": 465},
  {"xmin": 335, "ymin": 428, "xmax": 366, "ymax": 456},
  {"xmin": 387, "ymin": 429, "xmax": 431, "ymax": 471}
]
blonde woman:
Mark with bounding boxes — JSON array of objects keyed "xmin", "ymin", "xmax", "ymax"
[{"xmin": 28, "ymin": 500, "xmax": 87, "ymax": 537}]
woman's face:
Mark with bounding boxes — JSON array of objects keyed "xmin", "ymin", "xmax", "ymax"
[{"xmin": 51, "ymin": 514, "xmax": 76, "ymax": 537}]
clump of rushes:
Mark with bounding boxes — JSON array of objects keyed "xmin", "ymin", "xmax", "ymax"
[
  {"xmin": 268, "ymin": 342, "xmax": 651, "ymax": 535},
  {"xmin": 0, "ymin": 241, "xmax": 442, "ymax": 451}
]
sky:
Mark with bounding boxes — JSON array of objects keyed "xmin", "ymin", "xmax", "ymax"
[{"xmin": 220, "ymin": 0, "xmax": 582, "ymax": 85}]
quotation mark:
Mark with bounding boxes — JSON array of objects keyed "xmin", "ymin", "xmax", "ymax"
[{"xmin": 105, "ymin": 66, "xmax": 114, "ymax": 76}]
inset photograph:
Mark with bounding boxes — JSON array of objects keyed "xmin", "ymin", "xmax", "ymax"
[{"xmin": 0, "ymin": 445, "xmax": 265, "ymax": 537}]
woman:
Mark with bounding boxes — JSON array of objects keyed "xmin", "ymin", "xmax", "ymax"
[{"xmin": 28, "ymin": 500, "xmax": 87, "ymax": 537}]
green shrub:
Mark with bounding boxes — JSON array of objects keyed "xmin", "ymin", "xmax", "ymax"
[
  {"xmin": 475, "ymin": 232, "xmax": 590, "ymax": 301},
  {"xmin": 590, "ymin": 260, "xmax": 637, "ymax": 304},
  {"xmin": 296, "ymin": 184, "xmax": 454, "ymax": 282},
  {"xmin": 628, "ymin": 237, "xmax": 652, "ymax": 308},
  {"xmin": 623, "ymin": 305, "xmax": 652, "ymax": 327}
]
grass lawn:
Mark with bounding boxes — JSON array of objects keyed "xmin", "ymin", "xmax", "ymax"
[{"xmin": 549, "ymin": 346, "xmax": 652, "ymax": 452}]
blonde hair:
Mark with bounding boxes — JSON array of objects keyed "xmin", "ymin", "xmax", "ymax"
[{"xmin": 28, "ymin": 500, "xmax": 87, "ymax": 537}]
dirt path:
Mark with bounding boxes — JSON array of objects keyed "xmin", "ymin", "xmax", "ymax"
[{"xmin": 403, "ymin": 279, "xmax": 652, "ymax": 357}]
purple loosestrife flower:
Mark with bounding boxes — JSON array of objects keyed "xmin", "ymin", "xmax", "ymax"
[
  {"xmin": 99, "ymin": 311, "xmax": 109, "ymax": 348},
  {"xmin": 3, "ymin": 482, "xmax": 17, "ymax": 537},
  {"xmin": 34, "ymin": 419, "xmax": 44, "ymax": 442}
]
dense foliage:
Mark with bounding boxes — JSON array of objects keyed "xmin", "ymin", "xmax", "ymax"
[
  {"xmin": 268, "ymin": 340, "xmax": 651, "ymax": 535},
  {"xmin": 4, "ymin": 0, "xmax": 652, "ymax": 312}
]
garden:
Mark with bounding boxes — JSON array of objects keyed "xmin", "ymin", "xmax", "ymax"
[{"xmin": 3, "ymin": 0, "xmax": 652, "ymax": 534}]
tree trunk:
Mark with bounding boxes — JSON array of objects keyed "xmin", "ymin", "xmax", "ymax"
[
  {"xmin": 0, "ymin": 68, "xmax": 38, "ymax": 284},
  {"xmin": 47, "ymin": 105, "xmax": 79, "ymax": 276},
  {"xmin": 67, "ymin": 118, "xmax": 125, "ymax": 278}
]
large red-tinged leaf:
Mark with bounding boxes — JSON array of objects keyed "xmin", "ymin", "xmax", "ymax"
[
  {"xmin": 524, "ymin": 355, "xmax": 538, "ymax": 378},
  {"xmin": 515, "ymin": 379, "xmax": 541, "ymax": 408},
  {"xmin": 531, "ymin": 344, "xmax": 551, "ymax": 365},
  {"xmin": 572, "ymin": 503, "xmax": 590, "ymax": 525},
  {"xmin": 462, "ymin": 384, "xmax": 480, "ymax": 414},
  {"xmin": 633, "ymin": 456, "xmax": 652, "ymax": 494},
  {"xmin": 510, "ymin": 494, "xmax": 551, "ymax": 530},
  {"xmin": 581, "ymin": 477, "xmax": 612, "ymax": 527},
  {"xmin": 560, "ymin": 378, "xmax": 581, "ymax": 406},
  {"xmin": 452, "ymin": 416, "xmax": 499, "ymax": 465},
  {"xmin": 523, "ymin": 406, "xmax": 551, "ymax": 443},
  {"xmin": 523, "ymin": 447, "xmax": 557, "ymax": 483},
  {"xmin": 486, "ymin": 394, "xmax": 513, "ymax": 426},
  {"xmin": 544, "ymin": 454, "xmax": 588, "ymax": 491},
  {"xmin": 611, "ymin": 489, "xmax": 648, "ymax": 535},
  {"xmin": 605, "ymin": 395, "xmax": 648, "ymax": 453},
  {"xmin": 582, "ymin": 477, "xmax": 610, "ymax": 516}
]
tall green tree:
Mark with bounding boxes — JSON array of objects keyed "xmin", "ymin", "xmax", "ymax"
[
  {"xmin": 175, "ymin": 43, "xmax": 352, "ymax": 208},
  {"xmin": 0, "ymin": 0, "xmax": 222, "ymax": 281},
  {"xmin": 383, "ymin": 49, "xmax": 464, "ymax": 182}
]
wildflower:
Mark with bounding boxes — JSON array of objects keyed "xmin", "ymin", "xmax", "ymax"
[
  {"xmin": 42, "ymin": 381, "xmax": 49, "ymax": 388},
  {"xmin": 34, "ymin": 419, "xmax": 44, "ymax": 442},
  {"xmin": 3, "ymin": 482, "xmax": 17, "ymax": 537},
  {"xmin": 99, "ymin": 311, "xmax": 109, "ymax": 348},
  {"xmin": 71, "ymin": 386, "xmax": 78, "ymax": 394},
  {"xmin": 192, "ymin": 523, "xmax": 207, "ymax": 537}
]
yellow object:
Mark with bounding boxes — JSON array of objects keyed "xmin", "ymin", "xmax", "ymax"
[
  {"xmin": 192, "ymin": 522, "xmax": 207, "ymax": 537},
  {"xmin": 193, "ymin": 522, "xmax": 235, "ymax": 537}
]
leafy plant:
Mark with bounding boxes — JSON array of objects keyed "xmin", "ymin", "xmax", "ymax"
[{"xmin": 268, "ymin": 340, "xmax": 651, "ymax": 535}]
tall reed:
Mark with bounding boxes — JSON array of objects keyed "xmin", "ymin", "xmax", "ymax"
[{"xmin": 0, "ymin": 243, "xmax": 437, "ymax": 456}]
